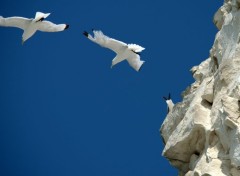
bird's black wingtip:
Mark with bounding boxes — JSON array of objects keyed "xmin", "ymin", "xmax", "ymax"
[
  {"xmin": 65, "ymin": 24, "xmax": 69, "ymax": 30},
  {"xmin": 83, "ymin": 31, "xmax": 89, "ymax": 37},
  {"xmin": 163, "ymin": 97, "xmax": 167, "ymax": 101},
  {"xmin": 163, "ymin": 93, "xmax": 171, "ymax": 101}
]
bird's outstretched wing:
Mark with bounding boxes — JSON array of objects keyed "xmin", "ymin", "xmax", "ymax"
[
  {"xmin": 126, "ymin": 53, "xmax": 145, "ymax": 72},
  {"xmin": 37, "ymin": 21, "xmax": 69, "ymax": 32},
  {"xmin": 0, "ymin": 16, "xmax": 31, "ymax": 30},
  {"xmin": 91, "ymin": 30, "xmax": 128, "ymax": 54}
]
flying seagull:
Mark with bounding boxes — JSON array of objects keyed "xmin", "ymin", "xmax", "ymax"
[
  {"xmin": 0, "ymin": 12, "xmax": 69, "ymax": 44},
  {"xmin": 163, "ymin": 93, "xmax": 174, "ymax": 113},
  {"xmin": 83, "ymin": 30, "xmax": 145, "ymax": 72}
]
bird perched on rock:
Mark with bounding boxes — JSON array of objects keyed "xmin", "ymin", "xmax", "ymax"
[
  {"xmin": 0, "ymin": 12, "xmax": 69, "ymax": 44},
  {"xmin": 163, "ymin": 93, "xmax": 174, "ymax": 113},
  {"xmin": 83, "ymin": 29, "xmax": 145, "ymax": 72}
]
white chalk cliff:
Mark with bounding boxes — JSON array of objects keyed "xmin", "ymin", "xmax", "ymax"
[{"xmin": 160, "ymin": 0, "xmax": 240, "ymax": 175}]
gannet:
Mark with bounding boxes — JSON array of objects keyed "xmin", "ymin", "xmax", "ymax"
[
  {"xmin": 0, "ymin": 12, "xmax": 69, "ymax": 44},
  {"xmin": 83, "ymin": 30, "xmax": 145, "ymax": 72},
  {"xmin": 163, "ymin": 93, "xmax": 174, "ymax": 113}
]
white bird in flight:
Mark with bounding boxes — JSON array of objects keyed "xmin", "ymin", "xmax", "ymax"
[
  {"xmin": 83, "ymin": 30, "xmax": 145, "ymax": 72},
  {"xmin": 0, "ymin": 12, "xmax": 69, "ymax": 44}
]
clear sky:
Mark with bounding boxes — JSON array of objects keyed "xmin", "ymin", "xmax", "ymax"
[{"xmin": 0, "ymin": 1, "xmax": 222, "ymax": 176}]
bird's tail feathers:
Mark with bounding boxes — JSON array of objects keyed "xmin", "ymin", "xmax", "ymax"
[
  {"xmin": 34, "ymin": 12, "xmax": 50, "ymax": 21},
  {"xmin": 128, "ymin": 44, "xmax": 145, "ymax": 52}
]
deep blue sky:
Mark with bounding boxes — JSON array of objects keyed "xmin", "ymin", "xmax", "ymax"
[{"xmin": 0, "ymin": 1, "xmax": 222, "ymax": 176}]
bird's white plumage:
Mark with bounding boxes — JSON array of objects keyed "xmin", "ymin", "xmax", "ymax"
[
  {"xmin": 127, "ymin": 54, "xmax": 145, "ymax": 72},
  {"xmin": 37, "ymin": 21, "xmax": 67, "ymax": 32},
  {"xmin": 0, "ymin": 16, "xmax": 31, "ymax": 30},
  {"xmin": 90, "ymin": 30, "xmax": 128, "ymax": 54},
  {"xmin": 85, "ymin": 30, "xmax": 145, "ymax": 71},
  {"xmin": 166, "ymin": 99, "xmax": 174, "ymax": 113},
  {"xmin": 0, "ymin": 12, "xmax": 69, "ymax": 43},
  {"xmin": 128, "ymin": 44, "xmax": 145, "ymax": 52}
]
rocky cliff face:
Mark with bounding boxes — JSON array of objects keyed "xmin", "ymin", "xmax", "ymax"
[{"xmin": 160, "ymin": 1, "xmax": 240, "ymax": 175}]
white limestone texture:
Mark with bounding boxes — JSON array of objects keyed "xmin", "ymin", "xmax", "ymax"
[{"xmin": 160, "ymin": 1, "xmax": 240, "ymax": 175}]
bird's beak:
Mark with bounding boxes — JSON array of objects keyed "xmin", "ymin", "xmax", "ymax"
[
  {"xmin": 111, "ymin": 64, "xmax": 114, "ymax": 69},
  {"xmin": 22, "ymin": 39, "xmax": 24, "ymax": 45}
]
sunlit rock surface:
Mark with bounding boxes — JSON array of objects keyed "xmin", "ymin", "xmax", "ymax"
[{"xmin": 160, "ymin": 1, "xmax": 240, "ymax": 175}]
